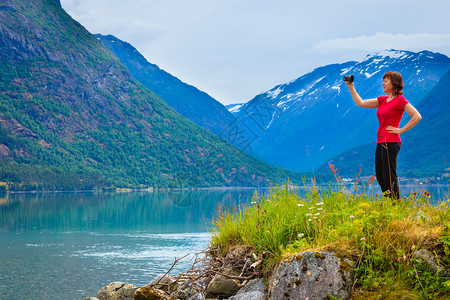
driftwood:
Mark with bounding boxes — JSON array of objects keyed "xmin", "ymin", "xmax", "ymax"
[{"xmin": 146, "ymin": 246, "xmax": 264, "ymax": 299}]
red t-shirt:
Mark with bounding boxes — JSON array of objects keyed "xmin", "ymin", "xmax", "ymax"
[{"xmin": 376, "ymin": 95, "xmax": 409, "ymax": 143}]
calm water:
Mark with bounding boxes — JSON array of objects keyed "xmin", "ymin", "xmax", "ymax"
[
  {"xmin": 0, "ymin": 185, "xmax": 447, "ymax": 299},
  {"xmin": 0, "ymin": 189, "xmax": 257, "ymax": 300}
]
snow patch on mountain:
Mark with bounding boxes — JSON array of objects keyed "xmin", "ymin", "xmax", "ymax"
[
  {"xmin": 340, "ymin": 67, "xmax": 352, "ymax": 75},
  {"xmin": 227, "ymin": 103, "xmax": 244, "ymax": 113},
  {"xmin": 364, "ymin": 70, "xmax": 381, "ymax": 78},
  {"xmin": 366, "ymin": 49, "xmax": 410, "ymax": 60},
  {"xmin": 268, "ymin": 86, "xmax": 284, "ymax": 99}
]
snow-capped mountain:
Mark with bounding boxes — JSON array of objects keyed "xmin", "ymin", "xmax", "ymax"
[{"xmin": 231, "ymin": 49, "xmax": 450, "ymax": 172}]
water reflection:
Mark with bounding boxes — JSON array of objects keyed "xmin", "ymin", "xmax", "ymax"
[
  {"xmin": 0, "ymin": 189, "xmax": 258, "ymax": 299},
  {"xmin": 0, "ymin": 189, "xmax": 258, "ymax": 233}
]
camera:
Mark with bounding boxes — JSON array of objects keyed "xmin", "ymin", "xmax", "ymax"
[{"xmin": 343, "ymin": 75, "xmax": 354, "ymax": 83}]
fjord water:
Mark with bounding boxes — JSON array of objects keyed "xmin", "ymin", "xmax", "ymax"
[
  {"xmin": 0, "ymin": 189, "xmax": 256, "ymax": 300},
  {"xmin": 0, "ymin": 185, "xmax": 446, "ymax": 300}
]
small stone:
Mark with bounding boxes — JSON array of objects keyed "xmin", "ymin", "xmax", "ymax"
[
  {"xmin": 133, "ymin": 286, "xmax": 170, "ymax": 300},
  {"xmin": 205, "ymin": 266, "xmax": 240, "ymax": 298},
  {"xmin": 228, "ymin": 291, "xmax": 267, "ymax": 300},
  {"xmin": 236, "ymin": 278, "xmax": 266, "ymax": 295},
  {"xmin": 97, "ymin": 282, "xmax": 137, "ymax": 300}
]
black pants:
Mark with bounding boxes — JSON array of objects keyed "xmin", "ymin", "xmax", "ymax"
[{"xmin": 375, "ymin": 142, "xmax": 401, "ymax": 199}]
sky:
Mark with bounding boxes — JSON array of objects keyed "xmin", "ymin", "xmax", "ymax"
[{"xmin": 60, "ymin": 0, "xmax": 450, "ymax": 105}]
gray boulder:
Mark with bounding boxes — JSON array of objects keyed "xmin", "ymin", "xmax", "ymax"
[
  {"xmin": 413, "ymin": 249, "xmax": 448, "ymax": 275},
  {"xmin": 97, "ymin": 282, "xmax": 137, "ymax": 300},
  {"xmin": 205, "ymin": 266, "xmax": 240, "ymax": 298},
  {"xmin": 236, "ymin": 278, "xmax": 266, "ymax": 295},
  {"xmin": 228, "ymin": 278, "xmax": 267, "ymax": 300},
  {"xmin": 268, "ymin": 251, "xmax": 354, "ymax": 300},
  {"xmin": 229, "ymin": 291, "xmax": 267, "ymax": 300}
]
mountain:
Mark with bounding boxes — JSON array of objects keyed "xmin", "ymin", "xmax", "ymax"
[
  {"xmin": 319, "ymin": 67, "xmax": 450, "ymax": 178},
  {"xmin": 95, "ymin": 34, "xmax": 237, "ymax": 140},
  {"xmin": 0, "ymin": 0, "xmax": 304, "ymax": 191},
  {"xmin": 226, "ymin": 103, "xmax": 245, "ymax": 113},
  {"xmin": 231, "ymin": 50, "xmax": 450, "ymax": 173}
]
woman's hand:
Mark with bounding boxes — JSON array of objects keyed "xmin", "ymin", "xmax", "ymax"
[
  {"xmin": 386, "ymin": 104, "xmax": 422, "ymax": 135},
  {"xmin": 345, "ymin": 81, "xmax": 354, "ymax": 88},
  {"xmin": 386, "ymin": 126, "xmax": 402, "ymax": 134}
]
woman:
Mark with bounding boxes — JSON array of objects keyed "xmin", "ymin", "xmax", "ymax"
[{"xmin": 345, "ymin": 71, "xmax": 422, "ymax": 199}]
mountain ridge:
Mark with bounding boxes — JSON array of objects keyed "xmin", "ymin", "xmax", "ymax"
[
  {"xmin": 0, "ymin": 0, "xmax": 304, "ymax": 190},
  {"xmin": 95, "ymin": 34, "xmax": 238, "ymax": 140}
]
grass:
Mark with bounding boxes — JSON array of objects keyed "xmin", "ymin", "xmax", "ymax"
[{"xmin": 209, "ymin": 171, "xmax": 450, "ymax": 299}]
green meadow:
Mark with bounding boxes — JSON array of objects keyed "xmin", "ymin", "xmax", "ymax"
[{"xmin": 210, "ymin": 172, "xmax": 450, "ymax": 299}]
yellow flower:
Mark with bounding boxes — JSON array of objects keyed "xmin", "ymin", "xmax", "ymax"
[{"xmin": 358, "ymin": 202, "xmax": 371, "ymax": 210}]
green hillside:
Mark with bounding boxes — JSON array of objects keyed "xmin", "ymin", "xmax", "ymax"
[{"xmin": 0, "ymin": 0, "xmax": 305, "ymax": 191}]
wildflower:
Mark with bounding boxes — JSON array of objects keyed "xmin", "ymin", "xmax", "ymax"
[
  {"xmin": 349, "ymin": 215, "xmax": 355, "ymax": 219},
  {"xmin": 360, "ymin": 237, "xmax": 366, "ymax": 241},
  {"xmin": 297, "ymin": 233, "xmax": 305, "ymax": 238},
  {"xmin": 297, "ymin": 203, "xmax": 304, "ymax": 207},
  {"xmin": 315, "ymin": 213, "xmax": 320, "ymax": 216},
  {"xmin": 358, "ymin": 202, "xmax": 371, "ymax": 209},
  {"xmin": 308, "ymin": 219, "xmax": 312, "ymax": 222},
  {"xmin": 309, "ymin": 207, "xmax": 314, "ymax": 210},
  {"xmin": 317, "ymin": 208, "xmax": 323, "ymax": 211},
  {"xmin": 316, "ymin": 202, "xmax": 324, "ymax": 206},
  {"xmin": 251, "ymin": 201, "xmax": 257, "ymax": 204},
  {"xmin": 305, "ymin": 213, "xmax": 312, "ymax": 216}
]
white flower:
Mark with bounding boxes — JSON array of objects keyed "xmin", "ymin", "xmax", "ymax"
[
  {"xmin": 251, "ymin": 201, "xmax": 257, "ymax": 204},
  {"xmin": 350, "ymin": 215, "xmax": 355, "ymax": 219},
  {"xmin": 317, "ymin": 208, "xmax": 323, "ymax": 211},
  {"xmin": 315, "ymin": 213, "xmax": 320, "ymax": 216},
  {"xmin": 308, "ymin": 219, "xmax": 312, "ymax": 222},
  {"xmin": 309, "ymin": 207, "xmax": 315, "ymax": 210},
  {"xmin": 305, "ymin": 213, "xmax": 312, "ymax": 216},
  {"xmin": 297, "ymin": 204, "xmax": 304, "ymax": 207},
  {"xmin": 297, "ymin": 233, "xmax": 305, "ymax": 238},
  {"xmin": 360, "ymin": 237, "xmax": 366, "ymax": 241},
  {"xmin": 316, "ymin": 202, "xmax": 324, "ymax": 206}
]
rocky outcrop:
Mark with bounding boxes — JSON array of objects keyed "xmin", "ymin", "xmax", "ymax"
[
  {"xmin": 268, "ymin": 251, "xmax": 354, "ymax": 300},
  {"xmin": 88, "ymin": 250, "xmax": 357, "ymax": 300}
]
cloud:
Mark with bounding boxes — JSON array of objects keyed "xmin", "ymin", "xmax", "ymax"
[{"xmin": 313, "ymin": 33, "xmax": 450, "ymax": 53}]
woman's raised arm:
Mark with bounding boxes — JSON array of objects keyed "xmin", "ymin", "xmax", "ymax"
[{"xmin": 345, "ymin": 81, "xmax": 379, "ymax": 108}]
